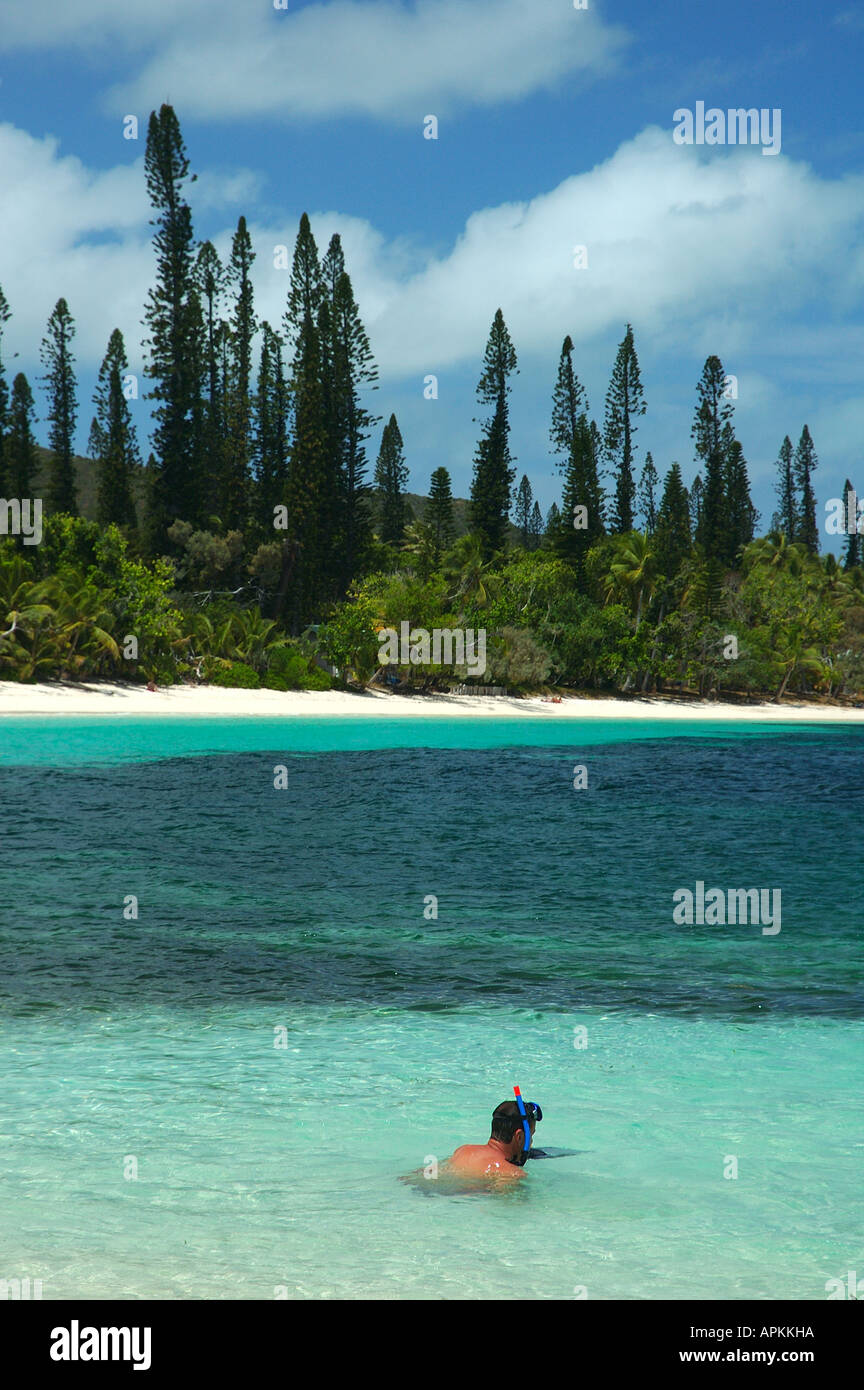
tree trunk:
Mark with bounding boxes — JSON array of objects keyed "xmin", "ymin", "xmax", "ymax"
[
  {"xmin": 271, "ymin": 538, "xmax": 299, "ymax": 626},
  {"xmin": 774, "ymin": 664, "xmax": 794, "ymax": 702}
]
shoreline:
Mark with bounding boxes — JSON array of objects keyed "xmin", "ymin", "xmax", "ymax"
[{"xmin": 1, "ymin": 680, "xmax": 864, "ymax": 721}]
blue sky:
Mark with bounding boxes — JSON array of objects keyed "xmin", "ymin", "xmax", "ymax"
[{"xmin": 1, "ymin": 0, "xmax": 863, "ymax": 540}]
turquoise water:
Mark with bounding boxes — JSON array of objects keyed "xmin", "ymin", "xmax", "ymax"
[{"xmin": 1, "ymin": 716, "xmax": 862, "ymax": 1299}]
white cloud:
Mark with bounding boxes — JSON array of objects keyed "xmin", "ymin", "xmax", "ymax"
[
  {"xmin": 4, "ymin": 119, "xmax": 864, "ymax": 384},
  {"xmin": 0, "ymin": 0, "xmax": 630, "ymax": 123},
  {"xmin": 2, "ymin": 118, "xmax": 864, "ymax": 505},
  {"xmin": 0, "ymin": 123, "xmax": 255, "ymax": 371},
  {"xmin": 337, "ymin": 127, "xmax": 864, "ymax": 378}
]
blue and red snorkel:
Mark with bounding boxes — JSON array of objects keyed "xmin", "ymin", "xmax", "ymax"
[{"xmin": 513, "ymin": 1085, "xmax": 531, "ymax": 1157}]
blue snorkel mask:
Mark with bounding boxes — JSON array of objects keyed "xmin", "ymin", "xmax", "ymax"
[{"xmin": 512, "ymin": 1086, "xmax": 543, "ymax": 1164}]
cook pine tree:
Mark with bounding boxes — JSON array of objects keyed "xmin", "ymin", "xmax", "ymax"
[
  {"xmin": 638, "ymin": 451, "xmax": 659, "ymax": 534},
  {"xmin": 194, "ymin": 239, "xmax": 226, "ymax": 522},
  {"xmin": 325, "ymin": 235, "xmax": 380, "ymax": 591},
  {"xmin": 142, "ymin": 104, "xmax": 202, "ymax": 549},
  {"xmin": 426, "ymin": 466, "xmax": 454, "ymax": 559},
  {"xmin": 550, "ymin": 334, "xmax": 604, "ymax": 575},
  {"xmin": 691, "ymin": 355, "xmax": 733, "ymax": 562},
  {"xmin": 774, "ymin": 435, "xmax": 797, "ymax": 540},
  {"xmin": 470, "ymin": 308, "xmax": 518, "ymax": 556},
  {"xmin": 375, "ymin": 413, "xmax": 408, "ymax": 546},
  {"xmin": 514, "ymin": 474, "xmax": 533, "ymax": 545},
  {"xmin": 89, "ymin": 328, "xmax": 140, "ymax": 529},
  {"xmin": 528, "ymin": 500, "xmax": 544, "ymax": 550},
  {"xmin": 281, "ymin": 215, "xmax": 330, "ymax": 626},
  {"xmin": 253, "ymin": 321, "xmax": 289, "ymax": 535},
  {"xmin": 604, "ymin": 324, "xmax": 646, "ymax": 533},
  {"xmin": 721, "ymin": 423, "xmax": 757, "ymax": 560},
  {"xmin": 223, "ymin": 215, "xmax": 256, "ymax": 532},
  {"xmin": 41, "ymin": 297, "xmax": 79, "ymax": 515},
  {"xmin": 654, "ymin": 462, "xmax": 691, "ymax": 581},
  {"xmin": 794, "ymin": 425, "xmax": 819, "ymax": 554},
  {"xmin": 7, "ymin": 373, "xmax": 38, "ymax": 499}
]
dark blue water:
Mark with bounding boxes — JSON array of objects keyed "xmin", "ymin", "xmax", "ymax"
[{"xmin": 3, "ymin": 730, "xmax": 862, "ymax": 1020}]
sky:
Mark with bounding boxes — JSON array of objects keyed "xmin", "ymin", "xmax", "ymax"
[{"xmin": 1, "ymin": 0, "xmax": 863, "ymax": 537}]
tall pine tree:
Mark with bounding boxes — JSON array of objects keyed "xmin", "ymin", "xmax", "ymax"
[
  {"xmin": 528, "ymin": 500, "xmax": 544, "ymax": 550},
  {"xmin": 550, "ymin": 336, "xmax": 588, "ymax": 471},
  {"xmin": 329, "ymin": 261, "xmax": 379, "ymax": 591},
  {"xmin": 223, "ymin": 215, "xmax": 256, "ymax": 531},
  {"xmin": 7, "ymin": 373, "xmax": 37, "ymax": 497},
  {"xmin": 284, "ymin": 312, "xmax": 330, "ymax": 629},
  {"xmin": 374, "ymin": 414, "xmax": 408, "ymax": 545},
  {"xmin": 470, "ymin": 309, "xmax": 518, "ymax": 556},
  {"xmin": 692, "ymin": 355, "xmax": 733, "ymax": 561},
  {"xmin": 281, "ymin": 216, "xmax": 330, "ymax": 625},
  {"xmin": 638, "ymin": 451, "xmax": 659, "ymax": 534},
  {"xmin": 40, "ymin": 297, "xmax": 78, "ymax": 515},
  {"xmin": 557, "ymin": 414, "xmax": 605, "ymax": 579},
  {"xmin": 654, "ymin": 462, "xmax": 691, "ymax": 580},
  {"xmin": 722, "ymin": 427, "xmax": 757, "ymax": 561},
  {"xmin": 426, "ymin": 466, "xmax": 454, "ymax": 558},
  {"xmin": 284, "ymin": 213, "xmax": 324, "ymax": 350},
  {"xmin": 253, "ymin": 322, "xmax": 289, "ymax": 534},
  {"xmin": 774, "ymin": 435, "xmax": 797, "ymax": 540},
  {"xmin": 194, "ymin": 240, "xmax": 226, "ymax": 520},
  {"xmin": 89, "ymin": 329, "xmax": 139, "ymax": 529},
  {"xmin": 550, "ymin": 333, "xmax": 605, "ymax": 566},
  {"xmin": 514, "ymin": 474, "xmax": 533, "ymax": 545},
  {"xmin": 794, "ymin": 425, "xmax": 819, "ymax": 554},
  {"xmin": 142, "ymin": 104, "xmax": 201, "ymax": 547},
  {"xmin": 603, "ymin": 324, "xmax": 645, "ymax": 533}
]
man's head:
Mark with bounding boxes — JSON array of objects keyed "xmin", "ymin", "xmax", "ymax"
[{"xmin": 490, "ymin": 1100, "xmax": 536, "ymax": 1163}]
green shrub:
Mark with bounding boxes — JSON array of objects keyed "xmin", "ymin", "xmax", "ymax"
[
  {"xmin": 266, "ymin": 643, "xmax": 309, "ymax": 687},
  {"xmin": 300, "ymin": 662, "xmax": 332, "ymax": 691},
  {"xmin": 484, "ymin": 626, "xmax": 553, "ymax": 688},
  {"xmin": 209, "ymin": 661, "xmax": 260, "ymax": 689},
  {"xmin": 260, "ymin": 643, "xmax": 332, "ymax": 691}
]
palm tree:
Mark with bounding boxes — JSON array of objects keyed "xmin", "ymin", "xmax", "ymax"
[
  {"xmin": 442, "ymin": 533, "xmax": 499, "ymax": 611},
  {"xmin": 0, "ymin": 559, "xmax": 53, "ymax": 652},
  {"xmin": 44, "ymin": 572, "xmax": 120, "ymax": 675},
  {"xmin": 226, "ymin": 608, "xmax": 280, "ymax": 668},
  {"xmin": 772, "ymin": 627, "xmax": 827, "ymax": 702},
  {"xmin": 604, "ymin": 532, "xmax": 657, "ymax": 629},
  {"xmin": 816, "ymin": 552, "xmax": 858, "ymax": 610},
  {"xmin": 743, "ymin": 530, "xmax": 810, "ymax": 577}
]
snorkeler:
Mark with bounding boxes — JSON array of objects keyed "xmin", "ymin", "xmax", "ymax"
[{"xmin": 444, "ymin": 1090, "xmax": 543, "ymax": 1179}]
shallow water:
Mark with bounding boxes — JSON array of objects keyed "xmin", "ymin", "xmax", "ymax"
[{"xmin": 1, "ymin": 718, "xmax": 862, "ymax": 1299}]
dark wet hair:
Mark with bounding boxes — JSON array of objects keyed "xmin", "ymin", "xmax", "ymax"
[{"xmin": 490, "ymin": 1100, "xmax": 534, "ymax": 1143}]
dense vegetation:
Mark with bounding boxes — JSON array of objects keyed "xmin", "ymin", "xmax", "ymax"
[{"xmin": 1, "ymin": 105, "xmax": 862, "ymax": 701}]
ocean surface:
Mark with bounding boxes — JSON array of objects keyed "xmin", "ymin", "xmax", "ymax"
[{"xmin": 1, "ymin": 715, "xmax": 862, "ymax": 1300}]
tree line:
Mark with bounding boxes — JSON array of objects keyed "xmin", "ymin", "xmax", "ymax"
[{"xmin": 2, "ymin": 103, "xmax": 862, "ymax": 701}]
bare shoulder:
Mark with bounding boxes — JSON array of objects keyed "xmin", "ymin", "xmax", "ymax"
[{"xmin": 446, "ymin": 1145, "xmax": 525, "ymax": 1179}]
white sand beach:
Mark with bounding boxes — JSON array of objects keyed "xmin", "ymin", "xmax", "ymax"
[{"xmin": 1, "ymin": 680, "xmax": 863, "ymax": 721}]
